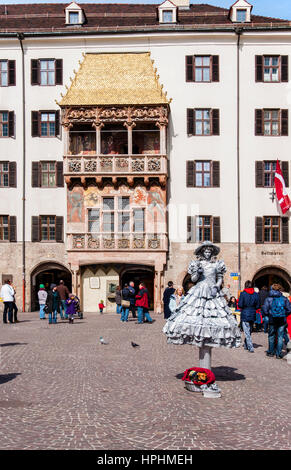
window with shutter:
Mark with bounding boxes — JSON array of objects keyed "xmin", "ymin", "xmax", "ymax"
[
  {"xmin": 8, "ymin": 61, "xmax": 16, "ymax": 86},
  {"xmin": 187, "ymin": 216, "xmax": 195, "ymax": 243},
  {"xmin": 212, "ymin": 56, "xmax": 219, "ymax": 82},
  {"xmin": 186, "ymin": 161, "xmax": 195, "ymax": 187},
  {"xmin": 212, "ymin": 109, "xmax": 220, "ymax": 135},
  {"xmin": 8, "ymin": 111, "xmax": 14, "ymax": 137},
  {"xmin": 31, "ymin": 216, "xmax": 40, "ymax": 242},
  {"xmin": 31, "ymin": 162, "xmax": 40, "ymax": 188},
  {"xmin": 212, "ymin": 217, "xmax": 221, "ymax": 243},
  {"xmin": 9, "ymin": 216, "xmax": 16, "ymax": 242},
  {"xmin": 31, "ymin": 111, "xmax": 39, "ymax": 137},
  {"xmin": 187, "ymin": 109, "xmax": 194, "ymax": 135},
  {"xmin": 31, "ymin": 59, "xmax": 39, "ymax": 85},
  {"xmin": 281, "ymin": 161, "xmax": 289, "ymax": 188},
  {"xmin": 255, "ymin": 55, "xmax": 263, "ymax": 82},
  {"xmin": 255, "ymin": 217, "xmax": 263, "ymax": 244},
  {"xmin": 56, "ymin": 216, "xmax": 64, "ymax": 243},
  {"xmin": 255, "ymin": 109, "xmax": 263, "ymax": 135},
  {"xmin": 255, "ymin": 161, "xmax": 264, "ymax": 187},
  {"xmin": 56, "ymin": 161, "xmax": 64, "ymax": 187},
  {"xmin": 186, "ymin": 56, "xmax": 194, "ymax": 82},
  {"xmin": 281, "ymin": 56, "xmax": 289, "ymax": 82},
  {"xmin": 8, "ymin": 162, "xmax": 16, "ymax": 188},
  {"xmin": 212, "ymin": 161, "xmax": 220, "ymax": 187},
  {"xmin": 55, "ymin": 59, "xmax": 63, "ymax": 85},
  {"xmin": 281, "ymin": 109, "xmax": 288, "ymax": 136},
  {"xmin": 282, "ymin": 217, "xmax": 289, "ymax": 244}
]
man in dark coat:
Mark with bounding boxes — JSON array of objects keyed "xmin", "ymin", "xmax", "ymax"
[
  {"xmin": 262, "ymin": 284, "xmax": 291, "ymax": 359},
  {"xmin": 238, "ymin": 280, "xmax": 260, "ymax": 353},
  {"xmin": 163, "ymin": 281, "xmax": 175, "ymax": 319},
  {"xmin": 128, "ymin": 281, "xmax": 136, "ymax": 319},
  {"xmin": 259, "ymin": 286, "xmax": 269, "ymax": 333}
]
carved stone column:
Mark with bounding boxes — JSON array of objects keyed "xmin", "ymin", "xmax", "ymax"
[
  {"xmin": 154, "ymin": 267, "xmax": 163, "ymax": 314},
  {"xmin": 93, "ymin": 122, "xmax": 104, "ymax": 155},
  {"xmin": 156, "ymin": 122, "xmax": 167, "ymax": 155},
  {"xmin": 124, "ymin": 121, "xmax": 136, "ymax": 155}
]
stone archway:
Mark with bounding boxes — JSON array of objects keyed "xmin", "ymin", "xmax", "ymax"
[
  {"xmin": 252, "ymin": 265, "xmax": 291, "ymax": 293},
  {"xmin": 31, "ymin": 262, "xmax": 72, "ymax": 311}
]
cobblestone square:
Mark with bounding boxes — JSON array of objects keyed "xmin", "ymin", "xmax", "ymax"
[{"xmin": 0, "ymin": 312, "xmax": 290, "ymax": 450}]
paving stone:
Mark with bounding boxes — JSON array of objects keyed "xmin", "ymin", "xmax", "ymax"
[{"xmin": 0, "ymin": 313, "xmax": 290, "ymax": 450}]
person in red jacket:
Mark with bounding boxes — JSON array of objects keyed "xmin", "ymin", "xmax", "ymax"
[{"xmin": 135, "ymin": 283, "xmax": 153, "ymax": 324}]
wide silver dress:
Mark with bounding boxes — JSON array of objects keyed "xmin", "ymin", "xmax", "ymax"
[{"xmin": 163, "ymin": 259, "xmax": 241, "ymax": 348}]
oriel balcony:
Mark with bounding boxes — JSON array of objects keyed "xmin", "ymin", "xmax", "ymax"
[{"xmin": 62, "ymin": 121, "xmax": 168, "ymax": 187}]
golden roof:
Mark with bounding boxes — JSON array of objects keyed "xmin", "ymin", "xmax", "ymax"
[{"xmin": 59, "ymin": 52, "xmax": 170, "ymax": 106}]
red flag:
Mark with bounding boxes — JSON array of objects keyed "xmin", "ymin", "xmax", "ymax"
[{"xmin": 275, "ymin": 160, "xmax": 291, "ymax": 214}]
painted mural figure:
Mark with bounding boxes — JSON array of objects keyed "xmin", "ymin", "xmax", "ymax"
[
  {"xmin": 147, "ymin": 190, "xmax": 165, "ymax": 219},
  {"xmin": 68, "ymin": 190, "xmax": 83, "ymax": 222},
  {"xmin": 163, "ymin": 241, "xmax": 241, "ymax": 348}
]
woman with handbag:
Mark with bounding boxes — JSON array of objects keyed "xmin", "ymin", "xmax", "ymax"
[{"xmin": 120, "ymin": 284, "xmax": 131, "ymax": 322}]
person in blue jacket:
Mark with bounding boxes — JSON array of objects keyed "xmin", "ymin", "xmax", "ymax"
[
  {"xmin": 238, "ymin": 280, "xmax": 260, "ymax": 353},
  {"xmin": 262, "ymin": 284, "xmax": 291, "ymax": 359}
]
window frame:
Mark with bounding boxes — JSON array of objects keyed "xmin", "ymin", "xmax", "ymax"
[
  {"xmin": 236, "ymin": 9, "xmax": 247, "ymax": 22},
  {"xmin": 0, "ymin": 215, "xmax": 9, "ymax": 241},
  {"xmin": 0, "ymin": 111, "xmax": 9, "ymax": 138},
  {"xmin": 40, "ymin": 215, "xmax": 57, "ymax": 242},
  {"xmin": 263, "ymin": 55, "xmax": 280, "ymax": 83},
  {"xmin": 40, "ymin": 161, "xmax": 57, "ymax": 188},
  {"xmin": 263, "ymin": 161, "xmax": 277, "ymax": 188},
  {"xmin": 0, "ymin": 162, "xmax": 9, "ymax": 188},
  {"xmin": 196, "ymin": 215, "xmax": 213, "ymax": 243},
  {"xmin": 263, "ymin": 216, "xmax": 281, "ymax": 244},
  {"xmin": 0, "ymin": 60, "xmax": 8, "ymax": 87},
  {"xmin": 263, "ymin": 109, "xmax": 280, "ymax": 136},
  {"xmin": 39, "ymin": 59, "xmax": 56, "ymax": 86},
  {"xmin": 40, "ymin": 112, "xmax": 56, "ymax": 138}
]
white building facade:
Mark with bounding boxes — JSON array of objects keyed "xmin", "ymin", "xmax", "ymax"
[{"xmin": 0, "ymin": 0, "xmax": 290, "ymax": 312}]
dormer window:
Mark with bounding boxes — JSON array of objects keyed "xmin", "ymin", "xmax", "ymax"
[
  {"xmin": 69, "ymin": 12, "xmax": 79, "ymax": 25},
  {"xmin": 65, "ymin": 2, "xmax": 84, "ymax": 26},
  {"xmin": 158, "ymin": 1, "xmax": 177, "ymax": 24},
  {"xmin": 237, "ymin": 9, "xmax": 247, "ymax": 22},
  {"xmin": 163, "ymin": 10, "xmax": 174, "ymax": 23},
  {"xmin": 229, "ymin": 0, "xmax": 252, "ymax": 23}
]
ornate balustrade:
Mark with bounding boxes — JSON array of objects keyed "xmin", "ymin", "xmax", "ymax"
[
  {"xmin": 67, "ymin": 232, "xmax": 168, "ymax": 251},
  {"xmin": 63, "ymin": 154, "xmax": 167, "ymax": 176}
]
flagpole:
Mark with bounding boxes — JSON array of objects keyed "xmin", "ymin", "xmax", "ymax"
[{"xmin": 236, "ymin": 28, "xmax": 242, "ymax": 294}]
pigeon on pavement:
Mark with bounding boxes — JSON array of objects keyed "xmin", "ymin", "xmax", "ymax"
[
  {"xmin": 131, "ymin": 342, "xmax": 140, "ymax": 348},
  {"xmin": 100, "ymin": 336, "xmax": 109, "ymax": 345}
]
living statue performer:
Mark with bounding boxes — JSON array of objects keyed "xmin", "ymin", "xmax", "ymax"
[{"xmin": 163, "ymin": 241, "xmax": 241, "ymax": 370}]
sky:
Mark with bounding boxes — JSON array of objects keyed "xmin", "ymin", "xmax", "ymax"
[{"xmin": 0, "ymin": 0, "xmax": 290, "ymax": 20}]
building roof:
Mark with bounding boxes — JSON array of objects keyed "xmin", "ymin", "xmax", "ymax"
[
  {"xmin": 59, "ymin": 52, "xmax": 169, "ymax": 106},
  {"xmin": 0, "ymin": 3, "xmax": 289, "ymax": 34}
]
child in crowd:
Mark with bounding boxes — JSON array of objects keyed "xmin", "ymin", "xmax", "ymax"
[
  {"xmin": 99, "ymin": 300, "xmax": 105, "ymax": 314},
  {"xmin": 66, "ymin": 294, "xmax": 78, "ymax": 323}
]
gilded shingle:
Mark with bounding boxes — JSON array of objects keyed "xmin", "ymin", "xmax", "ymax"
[{"xmin": 60, "ymin": 53, "xmax": 169, "ymax": 106}]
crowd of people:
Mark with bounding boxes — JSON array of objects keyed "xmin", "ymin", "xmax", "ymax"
[
  {"xmin": 115, "ymin": 282, "xmax": 154, "ymax": 324},
  {"xmin": 37, "ymin": 280, "xmax": 81, "ymax": 324},
  {"xmin": 162, "ymin": 280, "xmax": 291, "ymax": 360},
  {"xmin": 2, "ymin": 276, "xmax": 291, "ymax": 360}
]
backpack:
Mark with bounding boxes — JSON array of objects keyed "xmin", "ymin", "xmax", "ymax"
[{"xmin": 270, "ymin": 296, "xmax": 286, "ymax": 318}]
